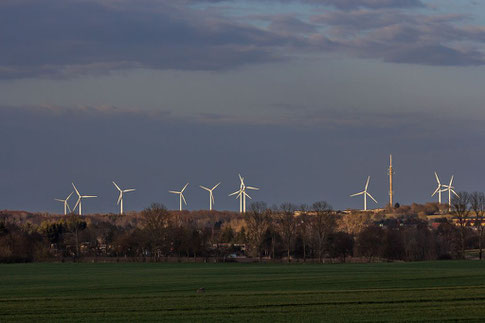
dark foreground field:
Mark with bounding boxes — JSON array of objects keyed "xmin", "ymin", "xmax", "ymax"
[{"xmin": 1, "ymin": 261, "xmax": 485, "ymax": 322}]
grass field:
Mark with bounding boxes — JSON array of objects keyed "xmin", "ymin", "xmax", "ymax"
[{"xmin": 1, "ymin": 261, "xmax": 485, "ymax": 322}]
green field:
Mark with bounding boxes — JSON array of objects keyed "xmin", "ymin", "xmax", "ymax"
[{"xmin": 1, "ymin": 261, "xmax": 485, "ymax": 322}]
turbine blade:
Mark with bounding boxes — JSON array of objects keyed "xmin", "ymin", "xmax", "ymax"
[
  {"xmin": 74, "ymin": 198, "xmax": 81, "ymax": 211},
  {"xmin": 54, "ymin": 199, "xmax": 64, "ymax": 202},
  {"xmin": 367, "ymin": 192, "xmax": 378, "ymax": 203},
  {"xmin": 200, "ymin": 185, "xmax": 210, "ymax": 191},
  {"xmin": 229, "ymin": 190, "xmax": 240, "ymax": 196},
  {"xmin": 72, "ymin": 183, "xmax": 80, "ymax": 196},
  {"xmin": 66, "ymin": 203, "xmax": 72, "ymax": 213},
  {"xmin": 434, "ymin": 172, "xmax": 440, "ymax": 185},
  {"xmin": 112, "ymin": 181, "xmax": 121, "ymax": 191},
  {"xmin": 431, "ymin": 186, "xmax": 440, "ymax": 196},
  {"xmin": 169, "ymin": 191, "xmax": 180, "ymax": 194},
  {"xmin": 244, "ymin": 191, "xmax": 252, "ymax": 199},
  {"xmin": 83, "ymin": 195, "xmax": 97, "ymax": 198},
  {"xmin": 451, "ymin": 190, "xmax": 459, "ymax": 198},
  {"xmin": 117, "ymin": 193, "xmax": 122, "ymax": 205},
  {"xmin": 181, "ymin": 194, "xmax": 187, "ymax": 205},
  {"xmin": 66, "ymin": 191, "xmax": 74, "ymax": 201},
  {"xmin": 212, "ymin": 182, "xmax": 221, "ymax": 190},
  {"xmin": 449, "ymin": 175, "xmax": 454, "ymax": 186},
  {"xmin": 350, "ymin": 191, "xmax": 365, "ymax": 197},
  {"xmin": 123, "ymin": 189, "xmax": 136, "ymax": 193},
  {"xmin": 181, "ymin": 183, "xmax": 189, "ymax": 193},
  {"xmin": 246, "ymin": 186, "xmax": 259, "ymax": 190},
  {"xmin": 365, "ymin": 176, "xmax": 370, "ymax": 190}
]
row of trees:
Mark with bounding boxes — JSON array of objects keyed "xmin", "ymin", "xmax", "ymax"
[{"xmin": 0, "ymin": 196, "xmax": 483, "ymax": 263}]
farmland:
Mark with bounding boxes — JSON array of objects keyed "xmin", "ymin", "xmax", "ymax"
[{"xmin": 1, "ymin": 261, "xmax": 485, "ymax": 321}]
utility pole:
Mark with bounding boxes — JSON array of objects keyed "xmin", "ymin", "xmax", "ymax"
[{"xmin": 389, "ymin": 154, "xmax": 394, "ymax": 207}]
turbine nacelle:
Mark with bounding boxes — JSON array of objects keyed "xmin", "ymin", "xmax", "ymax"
[
  {"xmin": 112, "ymin": 181, "xmax": 135, "ymax": 215},
  {"xmin": 350, "ymin": 176, "xmax": 377, "ymax": 211},
  {"xmin": 72, "ymin": 182, "xmax": 97, "ymax": 216},
  {"xmin": 170, "ymin": 183, "xmax": 189, "ymax": 211}
]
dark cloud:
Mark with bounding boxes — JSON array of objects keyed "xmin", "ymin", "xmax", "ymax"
[
  {"xmin": 0, "ymin": 0, "xmax": 287, "ymax": 79},
  {"xmin": 268, "ymin": 15, "xmax": 318, "ymax": 34},
  {"xmin": 300, "ymin": 0, "xmax": 424, "ymax": 9},
  {"xmin": 311, "ymin": 10, "xmax": 485, "ymax": 66},
  {"xmin": 188, "ymin": 0, "xmax": 424, "ymax": 9},
  {"xmin": 0, "ymin": 0, "xmax": 484, "ymax": 79}
]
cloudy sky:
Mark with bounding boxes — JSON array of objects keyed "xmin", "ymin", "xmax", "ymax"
[{"xmin": 1, "ymin": 0, "xmax": 485, "ymax": 213}]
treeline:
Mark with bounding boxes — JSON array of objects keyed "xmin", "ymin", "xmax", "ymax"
[{"xmin": 0, "ymin": 195, "xmax": 484, "ymax": 263}]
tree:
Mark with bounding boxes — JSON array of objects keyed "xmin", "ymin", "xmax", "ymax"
[
  {"xmin": 356, "ymin": 225, "xmax": 384, "ymax": 262},
  {"xmin": 66, "ymin": 215, "xmax": 87, "ymax": 258},
  {"xmin": 470, "ymin": 192, "xmax": 485, "ymax": 260},
  {"xmin": 451, "ymin": 192, "xmax": 470, "ymax": 258},
  {"xmin": 275, "ymin": 203, "xmax": 298, "ymax": 262},
  {"xmin": 328, "ymin": 231, "xmax": 354, "ymax": 262},
  {"xmin": 142, "ymin": 203, "xmax": 172, "ymax": 258},
  {"xmin": 310, "ymin": 201, "xmax": 336, "ymax": 263},
  {"xmin": 245, "ymin": 202, "xmax": 271, "ymax": 261}
]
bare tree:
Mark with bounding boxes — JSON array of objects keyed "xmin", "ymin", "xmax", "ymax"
[
  {"xmin": 470, "ymin": 192, "xmax": 485, "ymax": 260},
  {"xmin": 275, "ymin": 203, "xmax": 298, "ymax": 262},
  {"xmin": 142, "ymin": 203, "xmax": 172, "ymax": 258},
  {"xmin": 245, "ymin": 202, "xmax": 271, "ymax": 261},
  {"xmin": 298, "ymin": 204, "xmax": 310, "ymax": 262},
  {"xmin": 310, "ymin": 201, "xmax": 336, "ymax": 263},
  {"xmin": 451, "ymin": 192, "xmax": 470, "ymax": 258}
]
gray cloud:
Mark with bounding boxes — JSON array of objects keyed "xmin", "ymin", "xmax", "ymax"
[
  {"xmin": 311, "ymin": 10, "xmax": 485, "ymax": 66},
  {"xmin": 0, "ymin": 0, "xmax": 287, "ymax": 79},
  {"xmin": 300, "ymin": 0, "xmax": 424, "ymax": 9},
  {"xmin": 187, "ymin": 0, "xmax": 424, "ymax": 9},
  {"xmin": 1, "ymin": 0, "xmax": 484, "ymax": 79}
]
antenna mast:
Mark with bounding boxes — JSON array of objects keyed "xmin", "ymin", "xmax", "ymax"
[{"xmin": 389, "ymin": 154, "xmax": 394, "ymax": 206}]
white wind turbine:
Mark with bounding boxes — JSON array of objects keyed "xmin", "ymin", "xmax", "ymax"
[
  {"xmin": 431, "ymin": 171, "xmax": 445, "ymax": 204},
  {"xmin": 441, "ymin": 175, "xmax": 459, "ymax": 211},
  {"xmin": 229, "ymin": 174, "xmax": 259, "ymax": 213},
  {"xmin": 350, "ymin": 176, "xmax": 378, "ymax": 211},
  {"xmin": 54, "ymin": 191, "xmax": 74, "ymax": 215},
  {"xmin": 72, "ymin": 183, "xmax": 97, "ymax": 216},
  {"xmin": 200, "ymin": 182, "xmax": 221, "ymax": 211},
  {"xmin": 112, "ymin": 181, "xmax": 136, "ymax": 215},
  {"xmin": 169, "ymin": 183, "xmax": 189, "ymax": 211}
]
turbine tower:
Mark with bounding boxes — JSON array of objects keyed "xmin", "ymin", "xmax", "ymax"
[
  {"xmin": 169, "ymin": 183, "xmax": 189, "ymax": 211},
  {"xmin": 54, "ymin": 191, "xmax": 74, "ymax": 215},
  {"xmin": 441, "ymin": 175, "xmax": 459, "ymax": 211},
  {"xmin": 200, "ymin": 182, "xmax": 221, "ymax": 211},
  {"xmin": 229, "ymin": 174, "xmax": 259, "ymax": 213},
  {"xmin": 431, "ymin": 172, "xmax": 445, "ymax": 204},
  {"xmin": 112, "ymin": 181, "xmax": 136, "ymax": 215},
  {"xmin": 72, "ymin": 183, "xmax": 97, "ymax": 216},
  {"xmin": 350, "ymin": 176, "xmax": 378, "ymax": 211}
]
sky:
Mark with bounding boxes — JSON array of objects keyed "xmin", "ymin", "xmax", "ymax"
[{"xmin": 1, "ymin": 0, "xmax": 485, "ymax": 213}]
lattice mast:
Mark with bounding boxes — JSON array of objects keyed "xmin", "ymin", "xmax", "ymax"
[{"xmin": 389, "ymin": 154, "xmax": 394, "ymax": 206}]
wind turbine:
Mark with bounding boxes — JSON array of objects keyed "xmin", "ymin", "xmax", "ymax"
[
  {"xmin": 54, "ymin": 191, "xmax": 74, "ymax": 215},
  {"xmin": 431, "ymin": 172, "xmax": 445, "ymax": 204},
  {"xmin": 441, "ymin": 175, "xmax": 459, "ymax": 211},
  {"xmin": 169, "ymin": 183, "xmax": 189, "ymax": 211},
  {"xmin": 350, "ymin": 176, "xmax": 378, "ymax": 211},
  {"xmin": 200, "ymin": 182, "xmax": 221, "ymax": 211},
  {"xmin": 112, "ymin": 181, "xmax": 136, "ymax": 215},
  {"xmin": 229, "ymin": 174, "xmax": 259, "ymax": 213},
  {"xmin": 72, "ymin": 183, "xmax": 97, "ymax": 216}
]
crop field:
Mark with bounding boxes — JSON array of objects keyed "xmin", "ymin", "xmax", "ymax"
[{"xmin": 1, "ymin": 261, "xmax": 485, "ymax": 322}]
